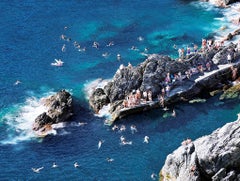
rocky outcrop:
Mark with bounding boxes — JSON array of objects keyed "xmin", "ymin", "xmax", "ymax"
[
  {"xmin": 89, "ymin": 42, "xmax": 240, "ymax": 122},
  {"xmin": 160, "ymin": 113, "xmax": 240, "ymax": 181},
  {"xmin": 201, "ymin": 0, "xmax": 238, "ymax": 7},
  {"xmin": 33, "ymin": 90, "xmax": 73, "ymax": 132}
]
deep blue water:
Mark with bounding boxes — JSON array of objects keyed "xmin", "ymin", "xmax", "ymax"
[{"xmin": 0, "ymin": 0, "xmax": 239, "ymax": 180}]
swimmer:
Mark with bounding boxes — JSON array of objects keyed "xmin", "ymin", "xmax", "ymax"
[
  {"xmin": 120, "ymin": 136, "xmax": 125, "ymax": 142},
  {"xmin": 102, "ymin": 52, "xmax": 110, "ymax": 58},
  {"xmin": 120, "ymin": 125, "xmax": 126, "ymax": 132},
  {"xmin": 78, "ymin": 122, "xmax": 87, "ymax": 126},
  {"xmin": 172, "ymin": 109, "xmax": 176, "ymax": 117},
  {"xmin": 137, "ymin": 36, "xmax": 144, "ymax": 41},
  {"xmin": 52, "ymin": 162, "xmax": 58, "ymax": 168},
  {"xmin": 32, "ymin": 167, "xmax": 44, "ymax": 173},
  {"xmin": 74, "ymin": 162, "xmax": 80, "ymax": 168},
  {"xmin": 117, "ymin": 53, "xmax": 121, "ymax": 60},
  {"xmin": 106, "ymin": 41, "xmax": 114, "ymax": 47},
  {"xmin": 78, "ymin": 47, "xmax": 86, "ymax": 52},
  {"xmin": 98, "ymin": 140, "xmax": 104, "ymax": 149},
  {"xmin": 92, "ymin": 41, "xmax": 99, "ymax": 49},
  {"xmin": 122, "ymin": 140, "xmax": 132, "ymax": 145},
  {"xmin": 14, "ymin": 80, "xmax": 21, "ymax": 85},
  {"xmin": 130, "ymin": 125, "xmax": 137, "ymax": 134},
  {"xmin": 173, "ymin": 44, "xmax": 177, "ymax": 49},
  {"xmin": 106, "ymin": 158, "xmax": 114, "ymax": 162},
  {"xmin": 112, "ymin": 125, "xmax": 119, "ymax": 131},
  {"xmin": 151, "ymin": 173, "xmax": 157, "ymax": 180},
  {"xmin": 143, "ymin": 136, "xmax": 149, "ymax": 144},
  {"xmin": 61, "ymin": 44, "xmax": 66, "ymax": 52}
]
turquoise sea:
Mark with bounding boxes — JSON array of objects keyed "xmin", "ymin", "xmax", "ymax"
[{"xmin": 0, "ymin": 0, "xmax": 239, "ymax": 180}]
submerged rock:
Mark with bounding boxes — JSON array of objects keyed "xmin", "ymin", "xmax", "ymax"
[
  {"xmin": 33, "ymin": 90, "xmax": 73, "ymax": 132},
  {"xmin": 160, "ymin": 113, "xmax": 240, "ymax": 181},
  {"xmin": 219, "ymin": 83, "xmax": 240, "ymax": 100}
]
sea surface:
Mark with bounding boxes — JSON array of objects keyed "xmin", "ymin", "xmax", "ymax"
[{"xmin": 0, "ymin": 0, "xmax": 239, "ymax": 180}]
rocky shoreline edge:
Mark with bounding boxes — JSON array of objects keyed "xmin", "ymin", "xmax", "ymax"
[{"xmin": 160, "ymin": 113, "xmax": 240, "ymax": 181}]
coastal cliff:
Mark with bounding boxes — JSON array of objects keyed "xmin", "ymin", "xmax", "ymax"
[
  {"xmin": 160, "ymin": 113, "xmax": 240, "ymax": 181},
  {"xmin": 33, "ymin": 90, "xmax": 73, "ymax": 135}
]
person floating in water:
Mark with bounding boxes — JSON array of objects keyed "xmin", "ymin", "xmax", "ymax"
[
  {"xmin": 61, "ymin": 44, "xmax": 66, "ymax": 52},
  {"xmin": 74, "ymin": 162, "xmax": 80, "ymax": 168},
  {"xmin": 130, "ymin": 125, "xmax": 137, "ymax": 134},
  {"xmin": 92, "ymin": 41, "xmax": 100, "ymax": 49},
  {"xmin": 151, "ymin": 173, "xmax": 158, "ymax": 180},
  {"xmin": 143, "ymin": 136, "xmax": 149, "ymax": 144},
  {"xmin": 98, "ymin": 140, "xmax": 104, "ymax": 149},
  {"xmin": 52, "ymin": 162, "xmax": 58, "ymax": 168},
  {"xmin": 106, "ymin": 41, "xmax": 114, "ymax": 47},
  {"xmin": 32, "ymin": 167, "xmax": 44, "ymax": 173},
  {"xmin": 106, "ymin": 157, "xmax": 114, "ymax": 162},
  {"xmin": 14, "ymin": 80, "xmax": 21, "ymax": 85}
]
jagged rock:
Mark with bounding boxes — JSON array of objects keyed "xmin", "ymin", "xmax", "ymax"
[
  {"xmin": 89, "ymin": 88, "xmax": 110, "ymax": 113},
  {"xmin": 160, "ymin": 114, "xmax": 240, "ymax": 181},
  {"xmin": 33, "ymin": 112, "xmax": 53, "ymax": 131},
  {"xmin": 33, "ymin": 90, "xmax": 73, "ymax": 131},
  {"xmin": 212, "ymin": 43, "xmax": 236, "ymax": 64}
]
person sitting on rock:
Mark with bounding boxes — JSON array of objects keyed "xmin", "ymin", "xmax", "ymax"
[
  {"xmin": 147, "ymin": 90, "xmax": 152, "ymax": 101},
  {"xmin": 143, "ymin": 91, "xmax": 147, "ymax": 102},
  {"xmin": 158, "ymin": 94, "xmax": 164, "ymax": 107},
  {"xmin": 165, "ymin": 85, "xmax": 170, "ymax": 97},
  {"xmin": 122, "ymin": 99, "xmax": 128, "ymax": 108},
  {"xmin": 227, "ymin": 53, "xmax": 232, "ymax": 64}
]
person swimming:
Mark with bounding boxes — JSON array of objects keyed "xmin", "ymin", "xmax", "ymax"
[
  {"xmin": 112, "ymin": 125, "xmax": 119, "ymax": 131},
  {"xmin": 78, "ymin": 122, "xmax": 87, "ymax": 126},
  {"xmin": 151, "ymin": 173, "xmax": 157, "ymax": 180},
  {"xmin": 61, "ymin": 44, "xmax": 66, "ymax": 52},
  {"xmin": 14, "ymin": 80, "xmax": 21, "ymax": 85},
  {"xmin": 130, "ymin": 125, "xmax": 137, "ymax": 134},
  {"xmin": 92, "ymin": 41, "xmax": 99, "ymax": 49},
  {"xmin": 32, "ymin": 167, "xmax": 44, "ymax": 173},
  {"xmin": 98, "ymin": 140, "xmax": 104, "ymax": 149},
  {"xmin": 106, "ymin": 157, "xmax": 114, "ymax": 162},
  {"xmin": 106, "ymin": 41, "xmax": 114, "ymax": 47},
  {"xmin": 117, "ymin": 53, "xmax": 121, "ymax": 60},
  {"xmin": 74, "ymin": 162, "xmax": 80, "ymax": 168},
  {"xmin": 143, "ymin": 136, "xmax": 149, "ymax": 144},
  {"xmin": 119, "ymin": 125, "xmax": 126, "ymax": 132},
  {"xmin": 52, "ymin": 162, "xmax": 58, "ymax": 168}
]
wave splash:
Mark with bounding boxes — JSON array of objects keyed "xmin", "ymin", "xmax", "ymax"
[{"xmin": 0, "ymin": 92, "xmax": 65, "ymax": 145}]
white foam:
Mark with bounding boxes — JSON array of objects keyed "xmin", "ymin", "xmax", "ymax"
[
  {"xmin": 83, "ymin": 78, "xmax": 110, "ymax": 100},
  {"xmin": 213, "ymin": 2, "xmax": 240, "ymax": 44},
  {"xmin": 191, "ymin": 1, "xmax": 218, "ymax": 12},
  {"xmin": 0, "ymin": 92, "xmax": 66, "ymax": 145},
  {"xmin": 94, "ymin": 104, "xmax": 111, "ymax": 118}
]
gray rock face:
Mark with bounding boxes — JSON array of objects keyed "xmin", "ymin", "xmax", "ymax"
[
  {"xmin": 89, "ymin": 41, "xmax": 240, "ymax": 121},
  {"xmin": 89, "ymin": 88, "xmax": 110, "ymax": 113},
  {"xmin": 160, "ymin": 114, "xmax": 240, "ymax": 181},
  {"xmin": 33, "ymin": 90, "xmax": 73, "ymax": 131}
]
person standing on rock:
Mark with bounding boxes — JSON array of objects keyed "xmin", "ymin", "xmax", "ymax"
[{"xmin": 227, "ymin": 53, "xmax": 232, "ymax": 64}]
